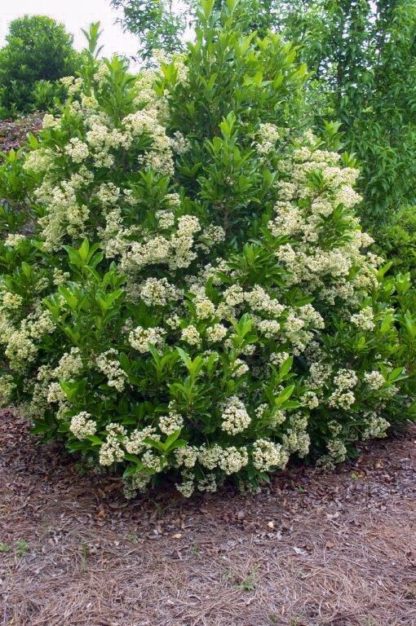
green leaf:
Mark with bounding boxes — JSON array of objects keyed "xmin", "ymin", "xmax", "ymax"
[{"xmin": 275, "ymin": 384, "xmax": 295, "ymax": 408}]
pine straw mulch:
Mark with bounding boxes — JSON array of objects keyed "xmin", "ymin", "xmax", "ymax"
[{"xmin": 0, "ymin": 410, "xmax": 415, "ymax": 626}]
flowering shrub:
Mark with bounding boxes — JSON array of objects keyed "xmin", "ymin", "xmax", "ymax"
[{"xmin": 0, "ymin": 3, "xmax": 414, "ymax": 498}]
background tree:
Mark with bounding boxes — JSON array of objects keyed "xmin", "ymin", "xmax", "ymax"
[
  {"xmin": 0, "ymin": 15, "xmax": 79, "ymax": 116},
  {"xmin": 280, "ymin": 0, "xmax": 416, "ymax": 222},
  {"xmin": 111, "ymin": 0, "xmax": 282, "ymax": 61},
  {"xmin": 111, "ymin": 0, "xmax": 189, "ymax": 60}
]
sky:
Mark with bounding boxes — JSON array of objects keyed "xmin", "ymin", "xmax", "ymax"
[{"xmin": 0, "ymin": 0, "xmax": 140, "ymax": 60}]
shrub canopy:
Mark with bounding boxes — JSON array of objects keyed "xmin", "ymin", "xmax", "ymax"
[
  {"xmin": 114, "ymin": 0, "xmax": 416, "ymax": 223},
  {"xmin": 0, "ymin": 15, "xmax": 79, "ymax": 116},
  {"xmin": 0, "ymin": 2, "xmax": 414, "ymax": 497}
]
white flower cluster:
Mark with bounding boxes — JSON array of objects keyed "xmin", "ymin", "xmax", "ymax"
[
  {"xmin": 221, "ymin": 396, "xmax": 251, "ymax": 434},
  {"xmin": 206, "ymin": 323, "xmax": 228, "ymax": 343},
  {"xmin": 257, "ymin": 319, "xmax": 281, "ymax": 338},
  {"xmin": 156, "ymin": 209, "xmax": 175, "ymax": 229},
  {"xmin": 329, "ymin": 369, "xmax": 358, "ymax": 410},
  {"xmin": 125, "ymin": 426, "xmax": 158, "ymax": 454},
  {"xmin": 69, "ymin": 412, "xmax": 97, "ymax": 440},
  {"xmin": 351, "ymin": 306, "xmax": 375, "ymax": 331},
  {"xmin": 217, "ymin": 446, "xmax": 249, "ymax": 474},
  {"xmin": 176, "ymin": 472, "xmax": 195, "ymax": 497},
  {"xmin": 4, "ymin": 234, "xmax": 26, "ymax": 248},
  {"xmin": 23, "ymin": 148, "xmax": 54, "ymax": 175},
  {"xmin": 54, "ymin": 348, "xmax": 83, "ymax": 379},
  {"xmin": 175, "ymin": 470, "xmax": 218, "ymax": 498},
  {"xmin": 96, "ymin": 182, "xmax": 120, "ymax": 206},
  {"xmin": 281, "ymin": 412, "xmax": 311, "ymax": 457},
  {"xmin": 364, "ymin": 370, "xmax": 385, "ymax": 390},
  {"xmin": 201, "ymin": 224, "xmax": 226, "ymax": 247},
  {"xmin": 40, "ymin": 347, "xmax": 84, "ymax": 412},
  {"xmin": 255, "ymin": 123, "xmax": 280, "ymax": 154},
  {"xmin": 46, "ymin": 382, "xmax": 66, "ymax": 404},
  {"xmin": 129, "ymin": 326, "xmax": 165, "ymax": 353},
  {"xmin": 194, "ymin": 294, "xmax": 216, "ymax": 320},
  {"xmin": 326, "ymin": 439, "xmax": 348, "ymax": 464},
  {"xmin": 139, "ymin": 277, "xmax": 179, "ymax": 307},
  {"xmin": 181, "ymin": 325, "xmax": 201, "ymax": 346},
  {"xmin": 65, "ymin": 138, "xmax": 89, "ymax": 163},
  {"xmin": 232, "ymin": 358, "xmax": 249, "ymax": 377},
  {"xmin": 169, "ymin": 130, "xmax": 190, "ymax": 154},
  {"xmin": 245, "ymin": 286, "xmax": 285, "ymax": 316},
  {"xmin": 309, "ymin": 361, "xmax": 332, "ymax": 389},
  {"xmin": 362, "ymin": 413, "xmax": 390, "ymax": 440},
  {"xmin": 1, "ymin": 310, "xmax": 55, "ymax": 371},
  {"xmin": 224, "ymin": 284, "xmax": 244, "ymax": 306},
  {"xmin": 252, "ymin": 439, "xmax": 288, "ymax": 471},
  {"xmin": 301, "ymin": 391, "xmax": 320, "ymax": 409},
  {"xmin": 142, "ymin": 449, "xmax": 163, "ymax": 472},
  {"xmin": 1, "ymin": 292, "xmax": 23, "ymax": 310},
  {"xmin": 159, "ymin": 411, "xmax": 184, "ymax": 435},
  {"xmin": 125, "ymin": 109, "xmax": 174, "ymax": 176},
  {"xmin": 99, "ymin": 423, "xmax": 126, "ymax": 466},
  {"xmin": 121, "ymin": 214, "xmax": 201, "ymax": 273},
  {"xmin": 333, "ymin": 369, "xmax": 358, "ymax": 390},
  {"xmin": 268, "ymin": 139, "xmax": 379, "ymax": 306},
  {"xmin": 174, "ymin": 445, "xmax": 198, "ymax": 468},
  {"xmin": 96, "ymin": 350, "xmax": 127, "ymax": 392}
]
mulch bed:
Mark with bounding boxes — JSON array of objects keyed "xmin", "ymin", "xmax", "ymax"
[
  {"xmin": 0, "ymin": 410, "xmax": 415, "ymax": 626},
  {"xmin": 0, "ymin": 114, "xmax": 42, "ymax": 152}
]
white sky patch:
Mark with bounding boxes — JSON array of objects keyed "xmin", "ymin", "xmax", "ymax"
[{"xmin": 0, "ymin": 0, "xmax": 140, "ymax": 61}]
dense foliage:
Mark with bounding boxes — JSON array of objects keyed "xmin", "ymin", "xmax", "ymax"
[
  {"xmin": 0, "ymin": 2, "xmax": 414, "ymax": 498},
  {"xmin": 378, "ymin": 206, "xmax": 416, "ymax": 277},
  {"xmin": 114, "ymin": 0, "xmax": 416, "ymax": 223},
  {"xmin": 0, "ymin": 16, "xmax": 79, "ymax": 117}
]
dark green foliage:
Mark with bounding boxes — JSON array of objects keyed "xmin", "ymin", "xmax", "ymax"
[
  {"xmin": 378, "ymin": 206, "xmax": 416, "ymax": 277},
  {"xmin": 157, "ymin": 0, "xmax": 308, "ymax": 239},
  {"xmin": 113, "ymin": 0, "xmax": 416, "ymax": 222},
  {"xmin": 0, "ymin": 15, "xmax": 79, "ymax": 117}
]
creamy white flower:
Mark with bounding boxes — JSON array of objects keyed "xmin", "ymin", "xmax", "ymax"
[
  {"xmin": 159, "ymin": 412, "xmax": 184, "ymax": 435},
  {"xmin": 206, "ymin": 323, "xmax": 228, "ymax": 343},
  {"xmin": 221, "ymin": 396, "xmax": 251, "ymax": 434},
  {"xmin": 252, "ymin": 439, "xmax": 288, "ymax": 471},
  {"xmin": 364, "ymin": 370, "xmax": 385, "ymax": 390},
  {"xmin": 351, "ymin": 306, "xmax": 375, "ymax": 331},
  {"xmin": 174, "ymin": 445, "xmax": 198, "ymax": 468},
  {"xmin": 217, "ymin": 446, "xmax": 249, "ymax": 474},
  {"xmin": 129, "ymin": 326, "xmax": 165, "ymax": 353},
  {"xmin": 65, "ymin": 138, "xmax": 89, "ymax": 163},
  {"xmin": 96, "ymin": 350, "xmax": 127, "ymax": 392},
  {"xmin": 181, "ymin": 325, "xmax": 201, "ymax": 346},
  {"xmin": 69, "ymin": 412, "xmax": 97, "ymax": 440},
  {"xmin": 176, "ymin": 472, "xmax": 195, "ymax": 497}
]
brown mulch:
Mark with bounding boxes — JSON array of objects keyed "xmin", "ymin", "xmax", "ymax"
[
  {"xmin": 0, "ymin": 411, "xmax": 415, "ymax": 626},
  {"xmin": 0, "ymin": 114, "xmax": 42, "ymax": 152}
]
